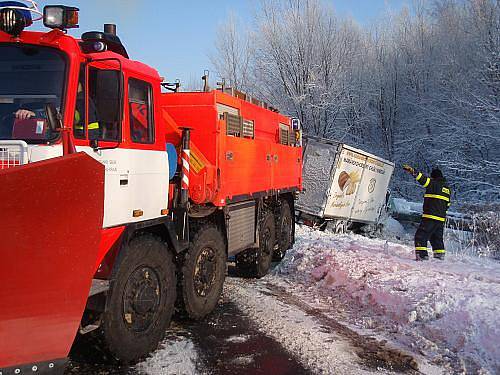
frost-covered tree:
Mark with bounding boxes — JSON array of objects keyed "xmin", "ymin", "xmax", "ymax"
[{"xmin": 210, "ymin": 0, "xmax": 500, "ymax": 204}]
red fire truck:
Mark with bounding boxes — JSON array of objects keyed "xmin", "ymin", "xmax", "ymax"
[{"xmin": 0, "ymin": 2, "xmax": 302, "ymax": 373}]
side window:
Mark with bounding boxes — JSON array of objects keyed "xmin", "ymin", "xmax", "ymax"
[
  {"xmin": 88, "ymin": 67, "xmax": 122, "ymax": 141},
  {"xmin": 73, "ymin": 66, "xmax": 86, "ymax": 139},
  {"xmin": 129, "ymin": 78, "xmax": 154, "ymax": 143}
]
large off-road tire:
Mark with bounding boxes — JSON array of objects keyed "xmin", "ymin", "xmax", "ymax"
[
  {"xmin": 236, "ymin": 211, "xmax": 276, "ymax": 278},
  {"xmin": 180, "ymin": 224, "xmax": 226, "ymax": 320},
  {"xmin": 92, "ymin": 235, "xmax": 176, "ymax": 364},
  {"xmin": 273, "ymin": 200, "xmax": 293, "ymax": 261}
]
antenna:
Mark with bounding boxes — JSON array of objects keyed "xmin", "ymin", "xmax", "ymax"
[
  {"xmin": 202, "ymin": 70, "xmax": 210, "ymax": 92},
  {"xmin": 217, "ymin": 78, "xmax": 226, "ymax": 92}
]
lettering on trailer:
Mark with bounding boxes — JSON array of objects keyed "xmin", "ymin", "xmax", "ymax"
[
  {"xmin": 343, "ymin": 156, "xmax": 387, "ymax": 175},
  {"xmin": 352, "ymin": 197, "xmax": 377, "ymax": 216}
]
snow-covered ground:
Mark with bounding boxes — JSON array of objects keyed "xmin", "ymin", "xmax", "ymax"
[
  {"xmin": 133, "ymin": 222, "xmax": 498, "ymax": 375},
  {"xmin": 226, "ymin": 279, "xmax": 392, "ymax": 374},
  {"xmin": 270, "ymin": 225, "xmax": 500, "ymax": 374},
  {"xmin": 136, "ymin": 334, "xmax": 199, "ymax": 375}
]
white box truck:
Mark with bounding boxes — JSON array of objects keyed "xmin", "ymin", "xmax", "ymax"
[{"xmin": 297, "ymin": 136, "xmax": 395, "ymax": 231}]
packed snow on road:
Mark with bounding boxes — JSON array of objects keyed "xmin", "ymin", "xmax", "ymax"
[{"xmin": 135, "ymin": 222, "xmax": 499, "ymax": 375}]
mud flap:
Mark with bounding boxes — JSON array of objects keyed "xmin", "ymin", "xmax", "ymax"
[{"xmin": 0, "ymin": 153, "xmax": 104, "ymax": 371}]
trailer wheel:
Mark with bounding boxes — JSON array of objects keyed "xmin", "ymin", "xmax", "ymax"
[
  {"xmin": 274, "ymin": 200, "xmax": 293, "ymax": 261},
  {"xmin": 94, "ymin": 235, "xmax": 176, "ymax": 364},
  {"xmin": 236, "ymin": 211, "xmax": 275, "ymax": 278},
  {"xmin": 180, "ymin": 224, "xmax": 226, "ymax": 320}
]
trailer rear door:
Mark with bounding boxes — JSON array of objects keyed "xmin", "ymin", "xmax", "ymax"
[
  {"xmin": 324, "ymin": 145, "xmax": 365, "ymax": 220},
  {"xmin": 324, "ymin": 145, "xmax": 394, "ymax": 224},
  {"xmin": 349, "ymin": 153, "xmax": 394, "ymax": 223}
]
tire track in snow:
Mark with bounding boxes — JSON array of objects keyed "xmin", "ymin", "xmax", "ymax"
[
  {"xmin": 261, "ymin": 281, "xmax": 420, "ymax": 372},
  {"xmin": 225, "ymin": 276, "xmax": 419, "ymax": 374}
]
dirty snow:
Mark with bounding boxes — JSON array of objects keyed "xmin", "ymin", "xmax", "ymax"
[
  {"xmin": 226, "ymin": 278, "xmax": 391, "ymax": 374},
  {"xmin": 269, "ymin": 225, "xmax": 500, "ymax": 374},
  {"xmin": 135, "ymin": 222, "xmax": 498, "ymax": 374},
  {"xmin": 225, "ymin": 334, "xmax": 251, "ymax": 344},
  {"xmin": 136, "ymin": 335, "xmax": 199, "ymax": 375}
]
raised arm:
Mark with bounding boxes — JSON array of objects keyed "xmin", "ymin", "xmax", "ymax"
[
  {"xmin": 415, "ymin": 171, "xmax": 431, "ymax": 188},
  {"xmin": 403, "ymin": 164, "xmax": 430, "ymax": 188}
]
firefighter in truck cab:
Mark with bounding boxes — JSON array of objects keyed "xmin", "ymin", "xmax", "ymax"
[
  {"xmin": 13, "ymin": 79, "xmax": 100, "ymax": 139},
  {"xmin": 403, "ymin": 164, "xmax": 451, "ymax": 261}
]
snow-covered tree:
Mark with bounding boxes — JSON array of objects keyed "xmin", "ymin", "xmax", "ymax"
[{"xmin": 210, "ymin": 0, "xmax": 500, "ymax": 204}]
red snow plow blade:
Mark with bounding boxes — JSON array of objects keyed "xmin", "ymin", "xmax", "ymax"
[{"xmin": 0, "ymin": 153, "xmax": 104, "ymax": 373}]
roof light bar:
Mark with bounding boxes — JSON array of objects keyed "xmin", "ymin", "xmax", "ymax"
[{"xmin": 0, "ymin": 1, "xmax": 41, "ymax": 36}]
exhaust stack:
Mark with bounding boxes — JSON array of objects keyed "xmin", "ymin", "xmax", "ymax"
[{"xmin": 104, "ymin": 23, "xmax": 116, "ymax": 35}]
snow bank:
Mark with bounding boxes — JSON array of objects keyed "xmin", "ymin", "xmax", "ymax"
[
  {"xmin": 378, "ymin": 215, "xmax": 412, "ymax": 241},
  {"xmin": 272, "ymin": 226, "xmax": 500, "ymax": 374},
  {"xmin": 391, "ymin": 198, "xmax": 423, "ymax": 216}
]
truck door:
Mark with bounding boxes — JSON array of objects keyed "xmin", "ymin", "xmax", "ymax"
[
  {"xmin": 74, "ymin": 65, "xmax": 168, "ymax": 227},
  {"xmin": 125, "ymin": 77, "xmax": 169, "ymax": 223},
  {"xmin": 76, "ymin": 65, "xmax": 131, "ymax": 227}
]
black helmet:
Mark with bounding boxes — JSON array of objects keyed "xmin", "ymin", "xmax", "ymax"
[{"xmin": 431, "ymin": 167, "xmax": 443, "ymax": 178}]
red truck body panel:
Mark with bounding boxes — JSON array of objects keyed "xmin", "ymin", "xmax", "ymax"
[{"xmin": 162, "ymin": 91, "xmax": 302, "ymax": 205}]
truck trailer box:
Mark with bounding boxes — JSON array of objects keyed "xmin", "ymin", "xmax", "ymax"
[
  {"xmin": 161, "ymin": 91, "xmax": 303, "ymax": 205},
  {"xmin": 297, "ymin": 136, "xmax": 394, "ymax": 225}
]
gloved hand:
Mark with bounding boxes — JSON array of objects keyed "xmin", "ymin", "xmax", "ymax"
[{"xmin": 403, "ymin": 164, "xmax": 416, "ymax": 176}]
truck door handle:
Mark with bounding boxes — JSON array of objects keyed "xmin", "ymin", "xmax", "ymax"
[{"xmin": 120, "ymin": 174, "xmax": 128, "ymax": 186}]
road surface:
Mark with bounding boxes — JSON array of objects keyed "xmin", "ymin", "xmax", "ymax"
[{"xmin": 67, "ymin": 267, "xmax": 418, "ymax": 375}]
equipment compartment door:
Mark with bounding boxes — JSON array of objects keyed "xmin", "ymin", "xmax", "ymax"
[{"xmin": 271, "ymin": 143, "xmax": 302, "ymax": 192}]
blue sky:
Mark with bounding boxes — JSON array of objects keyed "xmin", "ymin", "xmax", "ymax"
[{"xmin": 32, "ymin": 0, "xmax": 408, "ymax": 85}]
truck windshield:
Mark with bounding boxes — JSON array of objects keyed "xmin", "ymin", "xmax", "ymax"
[{"xmin": 0, "ymin": 45, "xmax": 66, "ymax": 143}]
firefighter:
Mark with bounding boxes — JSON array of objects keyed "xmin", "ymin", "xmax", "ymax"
[
  {"xmin": 403, "ymin": 165, "xmax": 451, "ymax": 261},
  {"xmin": 73, "ymin": 81, "xmax": 100, "ymax": 140},
  {"xmin": 15, "ymin": 82, "xmax": 99, "ymax": 139}
]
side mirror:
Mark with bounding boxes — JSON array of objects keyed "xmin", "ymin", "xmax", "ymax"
[{"xmin": 45, "ymin": 103, "xmax": 62, "ymax": 133}]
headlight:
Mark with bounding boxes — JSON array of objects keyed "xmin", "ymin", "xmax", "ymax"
[{"xmin": 43, "ymin": 5, "xmax": 78, "ymax": 30}]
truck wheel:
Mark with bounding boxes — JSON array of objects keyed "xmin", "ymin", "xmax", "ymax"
[
  {"xmin": 180, "ymin": 224, "xmax": 226, "ymax": 320},
  {"xmin": 273, "ymin": 200, "xmax": 293, "ymax": 261},
  {"xmin": 94, "ymin": 235, "xmax": 176, "ymax": 364},
  {"xmin": 236, "ymin": 211, "xmax": 275, "ymax": 278}
]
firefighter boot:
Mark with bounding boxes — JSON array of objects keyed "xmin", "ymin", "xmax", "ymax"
[
  {"xmin": 433, "ymin": 251, "xmax": 445, "ymax": 260},
  {"xmin": 416, "ymin": 250, "xmax": 429, "ymax": 261}
]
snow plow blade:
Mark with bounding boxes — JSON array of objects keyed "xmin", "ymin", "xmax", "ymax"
[{"xmin": 0, "ymin": 153, "xmax": 104, "ymax": 374}]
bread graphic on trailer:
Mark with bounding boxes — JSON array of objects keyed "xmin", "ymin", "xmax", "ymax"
[{"xmin": 338, "ymin": 170, "xmax": 361, "ymax": 196}]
